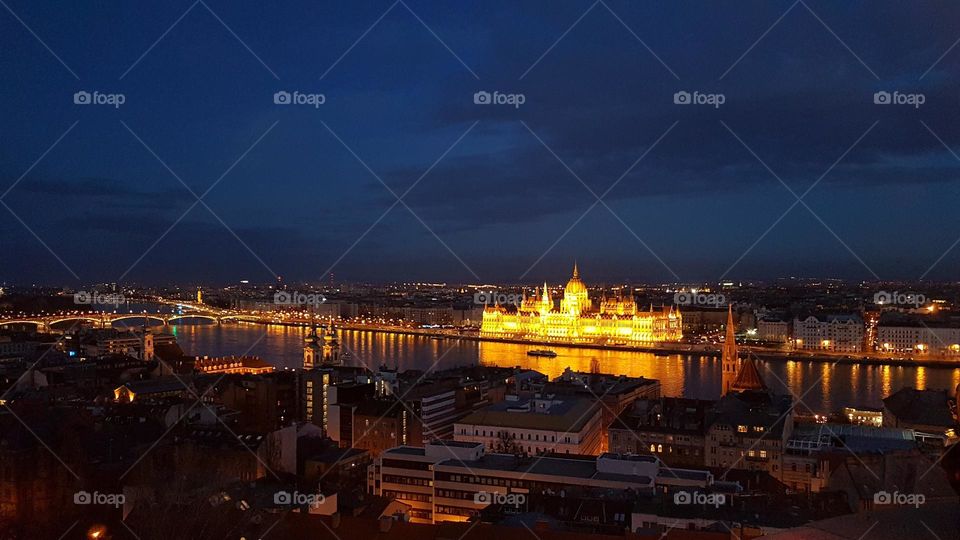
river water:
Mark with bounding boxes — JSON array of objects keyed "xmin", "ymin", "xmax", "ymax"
[{"xmin": 165, "ymin": 322, "xmax": 960, "ymax": 414}]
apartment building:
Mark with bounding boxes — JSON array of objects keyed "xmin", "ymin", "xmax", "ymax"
[
  {"xmin": 793, "ymin": 314, "xmax": 864, "ymax": 352},
  {"xmin": 608, "ymin": 397, "xmax": 714, "ymax": 468},
  {"xmin": 453, "ymin": 396, "xmax": 602, "ymax": 455},
  {"xmin": 369, "ymin": 440, "xmax": 720, "ymax": 524},
  {"xmin": 705, "ymin": 391, "xmax": 794, "ymax": 479}
]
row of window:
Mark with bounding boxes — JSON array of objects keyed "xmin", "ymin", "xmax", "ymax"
[
  {"xmin": 436, "ymin": 488, "xmax": 482, "ymax": 501},
  {"xmin": 645, "ymin": 444, "xmax": 701, "ymax": 456},
  {"xmin": 382, "ymin": 474, "xmax": 432, "ymax": 486},
  {"xmin": 461, "ymin": 429, "xmax": 572, "ymax": 443},
  {"xmin": 610, "ymin": 431, "xmax": 700, "ymax": 444},
  {"xmin": 383, "ymin": 489, "xmax": 431, "ymax": 503},
  {"xmin": 435, "ymin": 505, "xmax": 479, "ymax": 518}
]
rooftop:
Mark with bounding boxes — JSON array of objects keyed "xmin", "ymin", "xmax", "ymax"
[
  {"xmin": 789, "ymin": 423, "xmax": 917, "ymax": 453},
  {"xmin": 458, "ymin": 397, "xmax": 598, "ymax": 433},
  {"xmin": 882, "ymin": 387, "xmax": 956, "ymax": 428},
  {"xmin": 435, "ymin": 452, "xmax": 655, "ymax": 488},
  {"xmin": 712, "ymin": 391, "xmax": 793, "ymax": 436}
]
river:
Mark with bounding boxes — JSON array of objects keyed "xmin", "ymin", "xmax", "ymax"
[{"xmin": 164, "ymin": 322, "xmax": 960, "ymax": 414}]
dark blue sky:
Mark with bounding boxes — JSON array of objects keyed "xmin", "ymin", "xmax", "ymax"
[{"xmin": 2, "ymin": 1, "xmax": 960, "ymax": 286}]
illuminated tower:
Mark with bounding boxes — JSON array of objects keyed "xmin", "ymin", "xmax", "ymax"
[
  {"xmin": 322, "ymin": 319, "xmax": 341, "ymax": 365},
  {"xmin": 560, "ymin": 262, "xmax": 590, "ymax": 316},
  {"xmin": 721, "ymin": 304, "xmax": 738, "ymax": 396},
  {"xmin": 303, "ymin": 324, "xmax": 321, "ymax": 369},
  {"xmin": 196, "ymin": 288, "xmax": 203, "ymax": 304}
]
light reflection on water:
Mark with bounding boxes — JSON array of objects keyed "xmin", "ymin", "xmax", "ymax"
[{"xmin": 169, "ymin": 323, "xmax": 960, "ymax": 413}]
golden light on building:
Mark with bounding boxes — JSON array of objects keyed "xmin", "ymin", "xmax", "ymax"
[{"xmin": 480, "ymin": 264, "xmax": 682, "ymax": 344}]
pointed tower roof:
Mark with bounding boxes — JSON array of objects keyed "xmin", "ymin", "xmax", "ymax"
[
  {"xmin": 572, "ymin": 262, "xmax": 580, "ymax": 279},
  {"xmin": 722, "ymin": 304, "xmax": 737, "ymax": 365},
  {"xmin": 731, "ymin": 357, "xmax": 768, "ymax": 392}
]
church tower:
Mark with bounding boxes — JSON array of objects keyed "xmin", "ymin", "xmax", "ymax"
[
  {"xmin": 303, "ymin": 324, "xmax": 321, "ymax": 369},
  {"xmin": 721, "ymin": 304, "xmax": 739, "ymax": 396},
  {"xmin": 322, "ymin": 319, "xmax": 341, "ymax": 365}
]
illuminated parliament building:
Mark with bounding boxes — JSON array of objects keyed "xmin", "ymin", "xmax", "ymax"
[{"xmin": 480, "ymin": 264, "xmax": 682, "ymax": 344}]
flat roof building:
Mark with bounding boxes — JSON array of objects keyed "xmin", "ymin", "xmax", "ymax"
[{"xmin": 454, "ymin": 396, "xmax": 602, "ymax": 455}]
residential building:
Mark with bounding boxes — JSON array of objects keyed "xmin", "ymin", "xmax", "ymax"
[
  {"xmin": 369, "ymin": 440, "xmax": 721, "ymax": 524},
  {"xmin": 793, "ymin": 315, "xmax": 864, "ymax": 352},
  {"xmin": 454, "ymin": 395, "xmax": 602, "ymax": 455},
  {"xmin": 545, "ymin": 368, "xmax": 660, "ymax": 451},
  {"xmin": 299, "ymin": 366, "xmax": 369, "ymax": 432},
  {"xmin": 219, "ymin": 372, "xmax": 298, "ymax": 433},
  {"xmin": 706, "ymin": 390, "xmax": 794, "ymax": 479},
  {"xmin": 875, "ymin": 313, "xmax": 960, "ymax": 355},
  {"xmin": 757, "ymin": 317, "xmax": 790, "ymax": 343},
  {"xmin": 608, "ymin": 397, "xmax": 713, "ymax": 468}
]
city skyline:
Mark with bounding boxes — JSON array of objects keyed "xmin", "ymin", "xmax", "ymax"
[
  {"xmin": 3, "ymin": 2, "xmax": 960, "ymax": 285},
  {"xmin": 5, "ymin": 4, "xmax": 960, "ymax": 539}
]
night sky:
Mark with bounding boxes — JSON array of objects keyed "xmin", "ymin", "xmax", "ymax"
[{"xmin": 2, "ymin": 1, "xmax": 960, "ymax": 286}]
